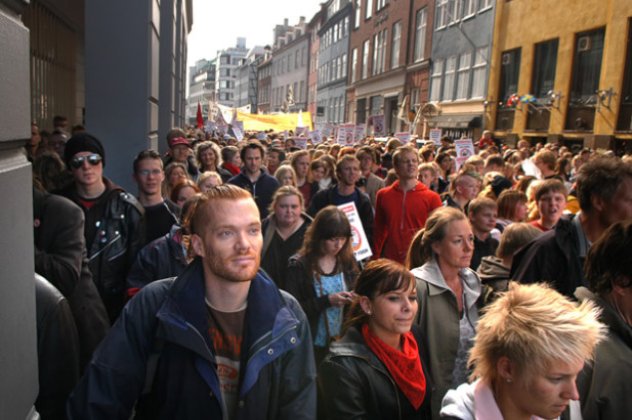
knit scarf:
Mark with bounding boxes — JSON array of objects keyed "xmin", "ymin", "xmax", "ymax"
[
  {"xmin": 223, "ymin": 162, "xmax": 241, "ymax": 176},
  {"xmin": 361, "ymin": 324, "xmax": 426, "ymax": 409}
]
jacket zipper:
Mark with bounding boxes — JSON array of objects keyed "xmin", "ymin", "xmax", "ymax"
[{"xmin": 88, "ymin": 233, "xmax": 122, "ymax": 262}]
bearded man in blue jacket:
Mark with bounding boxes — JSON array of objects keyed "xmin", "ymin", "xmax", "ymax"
[{"xmin": 68, "ymin": 184, "xmax": 317, "ymax": 419}]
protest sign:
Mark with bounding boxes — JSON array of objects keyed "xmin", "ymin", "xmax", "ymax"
[
  {"xmin": 372, "ymin": 114, "xmax": 385, "ymax": 136},
  {"xmin": 429, "ymin": 128, "xmax": 442, "ymax": 146},
  {"xmin": 395, "ymin": 132, "xmax": 412, "ymax": 144},
  {"xmin": 454, "ymin": 138, "xmax": 475, "ymax": 170},
  {"xmin": 338, "ymin": 202, "xmax": 372, "ymax": 261}
]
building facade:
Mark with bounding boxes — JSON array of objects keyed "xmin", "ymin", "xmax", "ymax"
[
  {"xmin": 316, "ymin": 0, "xmax": 353, "ymax": 128},
  {"xmin": 187, "ymin": 58, "xmax": 216, "ymax": 124},
  {"xmin": 270, "ymin": 18, "xmax": 310, "ymax": 113},
  {"xmin": 21, "ymin": 0, "xmax": 192, "ymax": 190},
  {"xmin": 234, "ymin": 46, "xmax": 266, "ymax": 109},
  {"xmin": 488, "ymin": 0, "xmax": 632, "ymax": 152},
  {"xmin": 425, "ymin": 0, "xmax": 495, "ymax": 140},
  {"xmin": 347, "ymin": 0, "xmax": 424, "ymax": 134},
  {"xmin": 257, "ymin": 57, "xmax": 273, "ymax": 114},
  {"xmin": 307, "ymin": 8, "xmax": 325, "ymax": 120},
  {"xmin": 215, "ymin": 38, "xmax": 248, "ymax": 108}
]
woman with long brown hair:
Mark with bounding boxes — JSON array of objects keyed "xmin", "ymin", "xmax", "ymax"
[
  {"xmin": 285, "ymin": 205, "xmax": 359, "ymax": 365},
  {"xmin": 320, "ymin": 259, "xmax": 431, "ymax": 419}
]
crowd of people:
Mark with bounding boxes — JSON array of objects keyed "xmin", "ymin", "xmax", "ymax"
[{"xmin": 28, "ymin": 118, "xmax": 632, "ymax": 419}]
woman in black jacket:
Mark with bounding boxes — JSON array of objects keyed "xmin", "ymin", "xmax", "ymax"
[
  {"xmin": 285, "ymin": 205, "xmax": 359, "ymax": 365},
  {"xmin": 319, "ymin": 259, "xmax": 431, "ymax": 420}
]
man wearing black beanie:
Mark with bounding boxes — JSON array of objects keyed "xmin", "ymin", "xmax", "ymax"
[{"xmin": 57, "ymin": 133, "xmax": 145, "ymax": 323}]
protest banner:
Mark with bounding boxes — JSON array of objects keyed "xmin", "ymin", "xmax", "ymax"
[
  {"xmin": 454, "ymin": 138, "xmax": 475, "ymax": 170},
  {"xmin": 336, "ymin": 124, "xmax": 355, "ymax": 146},
  {"xmin": 310, "ymin": 130, "xmax": 322, "ymax": 144},
  {"xmin": 231, "ymin": 126, "xmax": 244, "ymax": 141},
  {"xmin": 394, "ymin": 132, "xmax": 412, "ymax": 144},
  {"xmin": 372, "ymin": 114, "xmax": 385, "ymax": 136},
  {"xmin": 294, "ymin": 137, "xmax": 308, "ymax": 149},
  {"xmin": 429, "ymin": 128, "xmax": 442, "ymax": 146},
  {"xmin": 338, "ymin": 201, "xmax": 372, "ymax": 261},
  {"xmin": 355, "ymin": 124, "xmax": 366, "ymax": 142}
]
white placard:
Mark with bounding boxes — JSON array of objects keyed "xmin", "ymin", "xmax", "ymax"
[
  {"xmin": 294, "ymin": 137, "xmax": 308, "ymax": 149},
  {"xmin": 338, "ymin": 201, "xmax": 373, "ymax": 261},
  {"xmin": 429, "ymin": 128, "xmax": 442, "ymax": 146},
  {"xmin": 372, "ymin": 114, "xmax": 385, "ymax": 136},
  {"xmin": 310, "ymin": 130, "xmax": 322, "ymax": 144},
  {"xmin": 336, "ymin": 124, "xmax": 356, "ymax": 146},
  {"xmin": 395, "ymin": 132, "xmax": 412, "ymax": 144},
  {"xmin": 454, "ymin": 138, "xmax": 475, "ymax": 170}
]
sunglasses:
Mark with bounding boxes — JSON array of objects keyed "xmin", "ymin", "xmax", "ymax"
[{"xmin": 70, "ymin": 153, "xmax": 102, "ymax": 169}]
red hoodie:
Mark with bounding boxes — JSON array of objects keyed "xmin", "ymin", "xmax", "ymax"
[{"xmin": 373, "ymin": 180, "xmax": 442, "ymax": 263}]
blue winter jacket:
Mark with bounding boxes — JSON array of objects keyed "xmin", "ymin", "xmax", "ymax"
[{"xmin": 67, "ymin": 258, "xmax": 317, "ymax": 419}]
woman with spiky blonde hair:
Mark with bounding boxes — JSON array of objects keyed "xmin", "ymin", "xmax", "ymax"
[{"xmin": 440, "ymin": 282, "xmax": 605, "ymax": 420}]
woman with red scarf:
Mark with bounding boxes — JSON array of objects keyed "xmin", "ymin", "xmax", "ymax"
[{"xmin": 319, "ymin": 259, "xmax": 431, "ymax": 419}]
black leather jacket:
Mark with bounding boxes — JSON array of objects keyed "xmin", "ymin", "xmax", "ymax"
[
  {"xmin": 319, "ymin": 326, "xmax": 432, "ymax": 420},
  {"xmin": 58, "ymin": 178, "xmax": 145, "ymax": 321}
]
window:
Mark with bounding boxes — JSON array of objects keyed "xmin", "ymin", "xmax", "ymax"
[
  {"xmin": 377, "ymin": 0, "xmax": 387, "ymax": 10},
  {"xmin": 436, "ymin": 0, "xmax": 448, "ymax": 29},
  {"xmin": 410, "ymin": 88, "xmax": 420, "ymax": 111},
  {"xmin": 372, "ymin": 30, "xmax": 387, "ymax": 75},
  {"xmin": 343, "ymin": 17, "xmax": 349, "ymax": 36},
  {"xmin": 463, "ymin": 0, "xmax": 476, "ymax": 18},
  {"xmin": 351, "ymin": 49, "xmax": 358, "ymax": 83},
  {"xmin": 362, "ymin": 39, "xmax": 370, "ymax": 79},
  {"xmin": 443, "ymin": 56, "xmax": 457, "ymax": 101},
  {"xmin": 354, "ymin": 0, "xmax": 361, "ymax": 29},
  {"xmin": 456, "ymin": 52, "xmax": 472, "ymax": 99},
  {"xmin": 391, "ymin": 21, "xmax": 401, "ymax": 69},
  {"xmin": 342, "ymin": 54, "xmax": 348, "ymax": 78},
  {"xmin": 299, "ymin": 81, "xmax": 305, "ymax": 102},
  {"xmin": 471, "ymin": 46, "xmax": 488, "ymax": 98},
  {"xmin": 532, "ymin": 39, "xmax": 559, "ymax": 98},
  {"xmin": 618, "ymin": 21, "xmax": 632, "ymax": 131},
  {"xmin": 370, "ymin": 95, "xmax": 382, "ymax": 116},
  {"xmin": 499, "ymin": 48, "xmax": 522, "ymax": 104},
  {"xmin": 366, "ymin": 0, "xmax": 373, "ymax": 19},
  {"xmin": 414, "ymin": 8, "xmax": 427, "ymax": 62},
  {"xmin": 430, "ymin": 59, "xmax": 444, "ymax": 101},
  {"xmin": 480, "ymin": 0, "xmax": 493, "ymax": 11},
  {"xmin": 569, "ymin": 29, "xmax": 605, "ymax": 104},
  {"xmin": 448, "ymin": 0, "xmax": 461, "ymax": 24}
]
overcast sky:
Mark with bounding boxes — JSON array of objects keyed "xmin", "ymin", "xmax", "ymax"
[{"xmin": 187, "ymin": 0, "xmax": 323, "ymax": 68}]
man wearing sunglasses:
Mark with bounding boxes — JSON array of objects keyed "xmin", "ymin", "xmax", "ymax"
[{"xmin": 58, "ymin": 133, "xmax": 145, "ymax": 323}]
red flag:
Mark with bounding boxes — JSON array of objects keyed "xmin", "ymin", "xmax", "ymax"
[{"xmin": 196, "ymin": 102, "xmax": 204, "ymax": 129}]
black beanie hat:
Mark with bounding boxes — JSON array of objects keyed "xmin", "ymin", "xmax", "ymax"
[
  {"xmin": 64, "ymin": 133, "xmax": 106, "ymax": 168},
  {"xmin": 491, "ymin": 175, "xmax": 512, "ymax": 198}
]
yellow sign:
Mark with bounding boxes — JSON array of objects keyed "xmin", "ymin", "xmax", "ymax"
[{"xmin": 236, "ymin": 111, "xmax": 313, "ymax": 132}]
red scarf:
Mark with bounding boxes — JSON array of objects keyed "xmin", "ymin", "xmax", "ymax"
[
  {"xmin": 223, "ymin": 162, "xmax": 241, "ymax": 176},
  {"xmin": 361, "ymin": 323, "xmax": 426, "ymax": 409}
]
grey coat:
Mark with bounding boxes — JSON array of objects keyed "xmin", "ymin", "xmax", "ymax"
[{"xmin": 411, "ymin": 259, "xmax": 482, "ymax": 420}]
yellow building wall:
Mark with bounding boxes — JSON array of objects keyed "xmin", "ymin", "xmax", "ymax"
[{"xmin": 487, "ymin": 0, "xmax": 632, "ymax": 139}]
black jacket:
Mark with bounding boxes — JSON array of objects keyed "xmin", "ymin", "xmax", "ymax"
[
  {"xmin": 510, "ymin": 217, "xmax": 584, "ymax": 297},
  {"xmin": 576, "ymin": 287, "xmax": 632, "ymax": 419},
  {"xmin": 35, "ymin": 274, "xmax": 80, "ymax": 420},
  {"xmin": 126, "ymin": 225, "xmax": 188, "ymax": 297},
  {"xmin": 57, "ymin": 178, "xmax": 145, "ymax": 321},
  {"xmin": 228, "ymin": 170, "xmax": 280, "ymax": 219},
  {"xmin": 67, "ymin": 260, "xmax": 317, "ymax": 420},
  {"xmin": 285, "ymin": 255, "xmax": 358, "ymax": 342},
  {"xmin": 319, "ymin": 326, "xmax": 432, "ymax": 420},
  {"xmin": 307, "ymin": 185, "xmax": 374, "ymax": 245},
  {"xmin": 33, "ymin": 189, "xmax": 109, "ymax": 367}
]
